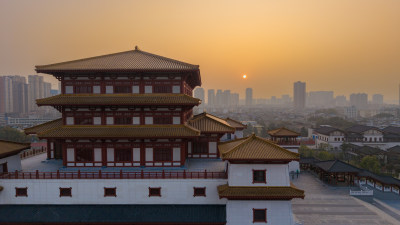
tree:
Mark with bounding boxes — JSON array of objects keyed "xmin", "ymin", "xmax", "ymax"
[
  {"xmin": 360, "ymin": 156, "xmax": 381, "ymax": 174},
  {"xmin": 317, "ymin": 151, "xmax": 335, "ymax": 160},
  {"xmin": 0, "ymin": 126, "xmax": 34, "ymax": 143}
]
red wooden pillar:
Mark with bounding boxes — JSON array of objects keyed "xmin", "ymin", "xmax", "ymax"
[
  {"xmin": 62, "ymin": 143, "xmax": 67, "ymax": 167},
  {"xmin": 180, "ymin": 142, "xmax": 186, "ymax": 166},
  {"xmin": 140, "ymin": 142, "xmax": 145, "ymax": 166},
  {"xmin": 101, "ymin": 143, "xmax": 107, "ymax": 167},
  {"xmin": 47, "ymin": 140, "xmax": 51, "ymax": 159},
  {"xmin": 101, "ymin": 107, "xmax": 106, "ymax": 125}
]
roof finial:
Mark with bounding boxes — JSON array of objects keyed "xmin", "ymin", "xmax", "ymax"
[{"xmin": 135, "ymin": 45, "xmax": 139, "ymax": 50}]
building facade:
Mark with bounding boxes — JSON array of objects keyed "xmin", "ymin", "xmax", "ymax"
[
  {"xmin": 0, "ymin": 48, "xmax": 303, "ymax": 224},
  {"xmin": 245, "ymin": 88, "xmax": 253, "ymax": 106},
  {"xmin": 293, "ymin": 81, "xmax": 305, "ymax": 110}
]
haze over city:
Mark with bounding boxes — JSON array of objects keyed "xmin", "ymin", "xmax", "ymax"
[{"xmin": 1, "ymin": 0, "xmax": 400, "ymax": 101}]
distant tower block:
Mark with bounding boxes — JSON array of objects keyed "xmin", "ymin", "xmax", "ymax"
[{"xmin": 293, "ymin": 81, "xmax": 306, "ymax": 110}]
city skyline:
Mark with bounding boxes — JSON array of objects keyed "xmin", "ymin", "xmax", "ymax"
[{"xmin": 1, "ymin": 1, "xmax": 400, "ymax": 101}]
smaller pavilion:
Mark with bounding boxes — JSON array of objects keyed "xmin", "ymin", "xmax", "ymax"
[{"xmin": 268, "ymin": 127, "xmax": 300, "ymax": 145}]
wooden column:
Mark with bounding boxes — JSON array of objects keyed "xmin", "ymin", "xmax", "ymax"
[
  {"xmin": 180, "ymin": 141, "xmax": 186, "ymax": 166},
  {"xmin": 62, "ymin": 142, "xmax": 67, "ymax": 167},
  {"xmin": 101, "ymin": 141, "xmax": 107, "ymax": 167},
  {"xmin": 47, "ymin": 140, "xmax": 51, "ymax": 159},
  {"xmin": 140, "ymin": 141, "xmax": 145, "ymax": 166}
]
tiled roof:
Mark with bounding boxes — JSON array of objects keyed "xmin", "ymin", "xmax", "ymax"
[
  {"xmin": 358, "ymin": 170, "xmax": 400, "ymax": 186},
  {"xmin": 345, "ymin": 125, "xmax": 381, "ymax": 134},
  {"xmin": 0, "ymin": 140, "xmax": 30, "ymax": 158},
  {"xmin": 299, "ymin": 157, "xmax": 319, "ymax": 164},
  {"xmin": 382, "ymin": 126, "xmax": 400, "ymax": 135},
  {"xmin": 188, "ymin": 113, "xmax": 235, "ymax": 134},
  {"xmin": 224, "ymin": 118, "xmax": 247, "ymax": 129},
  {"xmin": 25, "ymin": 119, "xmax": 62, "ymax": 135},
  {"xmin": 387, "ymin": 145, "xmax": 400, "ymax": 154},
  {"xmin": 314, "ymin": 126, "xmax": 343, "ymax": 135},
  {"xmin": 217, "ymin": 184, "xmax": 305, "ymax": 200},
  {"xmin": 315, "ymin": 160, "xmax": 361, "ymax": 173},
  {"xmin": 36, "ymin": 94, "xmax": 201, "ymax": 106},
  {"xmin": 37, "ymin": 124, "xmax": 200, "ymax": 138},
  {"xmin": 353, "ymin": 146, "xmax": 385, "ymax": 155},
  {"xmin": 268, "ymin": 127, "xmax": 300, "ymax": 137},
  {"xmin": 218, "ymin": 134, "xmax": 299, "ymax": 161},
  {"xmin": 36, "ymin": 48, "xmax": 199, "ymax": 72}
]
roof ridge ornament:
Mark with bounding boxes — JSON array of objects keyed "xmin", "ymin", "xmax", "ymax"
[{"xmin": 135, "ymin": 45, "xmax": 139, "ymax": 50}]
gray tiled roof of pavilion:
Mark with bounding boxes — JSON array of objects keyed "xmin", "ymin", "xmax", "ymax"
[
  {"xmin": 382, "ymin": 126, "xmax": 400, "ymax": 135},
  {"xmin": 358, "ymin": 170, "xmax": 400, "ymax": 186},
  {"xmin": 314, "ymin": 160, "xmax": 361, "ymax": 173},
  {"xmin": 387, "ymin": 145, "xmax": 400, "ymax": 154},
  {"xmin": 345, "ymin": 125, "xmax": 381, "ymax": 134},
  {"xmin": 314, "ymin": 126, "xmax": 343, "ymax": 135}
]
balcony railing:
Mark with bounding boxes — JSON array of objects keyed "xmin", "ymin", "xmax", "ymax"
[{"xmin": 0, "ymin": 170, "xmax": 227, "ymax": 180}]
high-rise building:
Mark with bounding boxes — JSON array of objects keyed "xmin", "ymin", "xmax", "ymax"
[
  {"xmin": 216, "ymin": 89, "xmax": 223, "ymax": 106},
  {"xmin": 0, "ymin": 76, "xmax": 13, "ymax": 113},
  {"xmin": 207, "ymin": 89, "xmax": 215, "ymax": 106},
  {"xmin": 193, "ymin": 87, "xmax": 205, "ymax": 106},
  {"xmin": 44, "ymin": 82, "xmax": 52, "ymax": 98},
  {"xmin": 372, "ymin": 94, "xmax": 384, "ymax": 105},
  {"xmin": 28, "ymin": 75, "xmax": 45, "ymax": 111},
  {"xmin": 350, "ymin": 93, "xmax": 368, "ymax": 109},
  {"xmin": 293, "ymin": 81, "xmax": 306, "ymax": 110},
  {"xmin": 222, "ymin": 90, "xmax": 231, "ymax": 106},
  {"xmin": 10, "ymin": 75, "xmax": 28, "ymax": 113},
  {"xmin": 245, "ymin": 88, "xmax": 253, "ymax": 106}
]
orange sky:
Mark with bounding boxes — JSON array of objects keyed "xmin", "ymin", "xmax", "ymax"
[{"xmin": 1, "ymin": 0, "xmax": 399, "ymax": 102}]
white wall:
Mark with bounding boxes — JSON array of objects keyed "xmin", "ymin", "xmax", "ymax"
[
  {"xmin": 0, "ymin": 154, "xmax": 22, "ymax": 172},
  {"xmin": 228, "ymin": 163, "xmax": 290, "ymax": 187},
  {"xmin": 0, "ymin": 179, "xmax": 227, "ymax": 205},
  {"xmin": 226, "ymin": 200, "xmax": 293, "ymax": 225}
]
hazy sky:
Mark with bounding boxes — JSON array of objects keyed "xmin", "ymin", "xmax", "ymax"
[{"xmin": 1, "ymin": 0, "xmax": 399, "ymax": 101}]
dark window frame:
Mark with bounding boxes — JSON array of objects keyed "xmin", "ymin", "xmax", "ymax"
[
  {"xmin": 114, "ymin": 86, "xmax": 132, "ymax": 94},
  {"xmin": 75, "ymin": 86, "xmax": 93, "ymax": 94},
  {"xmin": 149, "ymin": 187, "xmax": 161, "ymax": 197},
  {"xmin": 115, "ymin": 148, "xmax": 132, "ymax": 162},
  {"xmin": 253, "ymin": 208, "xmax": 267, "ymax": 223},
  {"xmin": 75, "ymin": 147, "xmax": 94, "ymax": 162},
  {"xmin": 59, "ymin": 187, "xmax": 72, "ymax": 197},
  {"xmin": 114, "ymin": 116, "xmax": 133, "ymax": 125},
  {"xmin": 192, "ymin": 142, "xmax": 208, "ymax": 154},
  {"xmin": 193, "ymin": 187, "xmax": 206, "ymax": 197},
  {"xmin": 74, "ymin": 116, "xmax": 93, "ymax": 125},
  {"xmin": 104, "ymin": 187, "xmax": 117, "ymax": 197},
  {"xmin": 252, "ymin": 170, "xmax": 267, "ymax": 184},
  {"xmin": 15, "ymin": 187, "xmax": 28, "ymax": 197},
  {"xmin": 153, "ymin": 85, "xmax": 172, "ymax": 93},
  {"xmin": 153, "ymin": 116, "xmax": 173, "ymax": 125},
  {"xmin": 153, "ymin": 148, "xmax": 172, "ymax": 162}
]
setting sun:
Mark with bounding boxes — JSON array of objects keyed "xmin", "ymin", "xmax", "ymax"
[{"xmin": 242, "ymin": 74, "xmax": 247, "ymax": 79}]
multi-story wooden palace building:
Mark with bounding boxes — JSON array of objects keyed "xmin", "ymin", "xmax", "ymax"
[
  {"xmin": 25, "ymin": 46, "xmax": 237, "ymax": 168},
  {"xmin": 0, "ymin": 47, "xmax": 304, "ymax": 225}
]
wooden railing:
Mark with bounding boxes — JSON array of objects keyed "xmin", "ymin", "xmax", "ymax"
[
  {"xmin": 0, "ymin": 170, "xmax": 227, "ymax": 180},
  {"xmin": 20, "ymin": 148, "xmax": 47, "ymax": 159}
]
